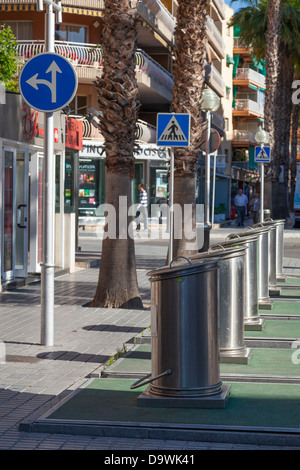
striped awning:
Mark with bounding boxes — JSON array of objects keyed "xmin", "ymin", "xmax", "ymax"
[{"xmin": 0, "ymin": 3, "xmax": 103, "ymax": 16}]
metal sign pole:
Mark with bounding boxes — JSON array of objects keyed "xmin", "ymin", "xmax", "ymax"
[
  {"xmin": 205, "ymin": 110, "xmax": 211, "ymax": 227},
  {"xmin": 260, "ymin": 157, "xmax": 264, "ymax": 223},
  {"xmin": 169, "ymin": 147, "xmax": 174, "ymax": 264},
  {"xmin": 41, "ymin": 2, "xmax": 55, "ymax": 346}
]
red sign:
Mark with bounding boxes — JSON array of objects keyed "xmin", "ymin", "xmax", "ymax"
[
  {"xmin": 54, "ymin": 128, "xmax": 59, "ymax": 143},
  {"xmin": 65, "ymin": 117, "xmax": 83, "ymax": 150}
]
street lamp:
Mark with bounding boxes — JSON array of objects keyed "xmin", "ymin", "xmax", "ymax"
[
  {"xmin": 255, "ymin": 125, "xmax": 269, "ymax": 223},
  {"xmin": 200, "ymin": 88, "xmax": 220, "ymax": 250}
]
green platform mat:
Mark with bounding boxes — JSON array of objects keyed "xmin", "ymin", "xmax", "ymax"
[
  {"xmin": 103, "ymin": 344, "xmax": 300, "ymax": 379},
  {"xmin": 279, "ymin": 277, "xmax": 300, "ymax": 286},
  {"xmin": 244, "ymin": 320, "xmax": 300, "ymax": 338},
  {"xmin": 45, "ymin": 378, "xmax": 300, "ymax": 430},
  {"xmin": 260, "ymin": 301, "xmax": 300, "ymax": 315}
]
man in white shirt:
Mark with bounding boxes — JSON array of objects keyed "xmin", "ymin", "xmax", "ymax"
[
  {"xmin": 136, "ymin": 183, "xmax": 148, "ymax": 230},
  {"xmin": 234, "ymin": 188, "xmax": 248, "ymax": 227}
]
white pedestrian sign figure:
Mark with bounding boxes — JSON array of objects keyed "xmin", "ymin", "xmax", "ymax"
[{"xmin": 157, "ymin": 113, "xmax": 190, "ymax": 147}]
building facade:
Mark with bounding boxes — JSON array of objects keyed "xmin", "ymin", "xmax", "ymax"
[{"xmin": 0, "ymin": 0, "xmax": 236, "ymax": 286}]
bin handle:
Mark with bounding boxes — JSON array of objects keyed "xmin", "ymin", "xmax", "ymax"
[
  {"xmin": 225, "ymin": 233, "xmax": 240, "ymax": 240},
  {"xmin": 208, "ymin": 243, "xmax": 226, "ymax": 252},
  {"xmin": 170, "ymin": 256, "xmax": 191, "ymax": 268},
  {"xmin": 130, "ymin": 369, "xmax": 173, "ymax": 390}
]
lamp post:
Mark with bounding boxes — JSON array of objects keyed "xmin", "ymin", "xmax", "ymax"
[
  {"xmin": 255, "ymin": 125, "xmax": 269, "ymax": 223},
  {"xmin": 200, "ymin": 88, "xmax": 220, "ymax": 250}
]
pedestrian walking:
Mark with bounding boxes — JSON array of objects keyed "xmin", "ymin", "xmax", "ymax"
[
  {"xmin": 249, "ymin": 194, "xmax": 260, "ymax": 224},
  {"xmin": 136, "ymin": 183, "xmax": 148, "ymax": 230},
  {"xmin": 234, "ymin": 187, "xmax": 248, "ymax": 227}
]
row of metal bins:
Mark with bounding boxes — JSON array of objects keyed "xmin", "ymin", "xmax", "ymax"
[{"xmin": 133, "ymin": 219, "xmax": 285, "ymax": 409}]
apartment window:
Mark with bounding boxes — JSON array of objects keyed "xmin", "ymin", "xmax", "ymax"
[
  {"xmin": 1, "ymin": 21, "xmax": 33, "ymax": 40},
  {"xmin": 69, "ymin": 96, "xmax": 88, "ymax": 116},
  {"xmin": 55, "ymin": 24, "xmax": 87, "ymax": 43}
]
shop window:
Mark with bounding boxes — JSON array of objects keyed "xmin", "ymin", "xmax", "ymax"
[
  {"xmin": 149, "ymin": 166, "xmax": 168, "ymax": 205},
  {"xmin": 78, "ymin": 158, "xmax": 105, "ymax": 217}
]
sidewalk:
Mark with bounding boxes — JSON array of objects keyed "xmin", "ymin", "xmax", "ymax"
[{"xmin": 0, "ymin": 249, "xmax": 300, "ymax": 450}]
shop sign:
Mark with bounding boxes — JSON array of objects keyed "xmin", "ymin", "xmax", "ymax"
[
  {"xmin": 65, "ymin": 117, "xmax": 83, "ymax": 150},
  {"xmin": 79, "ymin": 142, "xmax": 168, "ymax": 160}
]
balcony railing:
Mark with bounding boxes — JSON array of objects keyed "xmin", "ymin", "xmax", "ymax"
[
  {"xmin": 16, "ymin": 40, "xmax": 173, "ymax": 98},
  {"xmin": 81, "ymin": 116, "xmax": 156, "ymax": 143},
  {"xmin": 17, "ymin": 40, "xmax": 103, "ymax": 68},
  {"xmin": 204, "ymin": 61, "xmax": 225, "ymax": 97},
  {"xmin": 136, "ymin": 48, "xmax": 174, "ymax": 94},
  {"xmin": 235, "ymin": 68, "xmax": 266, "ymax": 88},
  {"xmin": 234, "ymin": 99, "xmax": 264, "ymax": 116},
  {"xmin": 233, "ymin": 37, "xmax": 250, "ymax": 50},
  {"xmin": 206, "ymin": 16, "xmax": 225, "ymax": 58},
  {"xmin": 138, "ymin": 0, "xmax": 176, "ymax": 44},
  {"xmin": 232, "ymin": 129, "xmax": 257, "ymax": 144}
]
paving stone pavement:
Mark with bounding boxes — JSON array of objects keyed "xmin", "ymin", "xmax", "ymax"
[{"xmin": 0, "ymin": 254, "xmax": 300, "ymax": 451}]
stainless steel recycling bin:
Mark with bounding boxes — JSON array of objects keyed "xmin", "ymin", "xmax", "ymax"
[
  {"xmin": 191, "ymin": 245, "xmax": 250, "ymax": 363},
  {"xmin": 246, "ymin": 224, "xmax": 271, "ymax": 305},
  {"xmin": 260, "ymin": 222, "xmax": 277, "ymax": 291},
  {"xmin": 132, "ymin": 256, "xmax": 232, "ymax": 408},
  {"xmin": 264, "ymin": 218, "xmax": 286, "ymax": 281},
  {"xmin": 223, "ymin": 232, "xmax": 260, "ymax": 327}
]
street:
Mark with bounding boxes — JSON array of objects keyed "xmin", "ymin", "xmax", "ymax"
[{"xmin": 77, "ymin": 224, "xmax": 300, "ymax": 259}]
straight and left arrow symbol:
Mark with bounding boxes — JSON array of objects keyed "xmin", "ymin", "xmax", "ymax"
[{"xmin": 26, "ymin": 60, "xmax": 62, "ymax": 103}]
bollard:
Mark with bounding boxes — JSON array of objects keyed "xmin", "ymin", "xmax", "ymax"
[
  {"xmin": 251, "ymin": 224, "xmax": 274, "ymax": 309},
  {"xmin": 223, "ymin": 232, "xmax": 263, "ymax": 330},
  {"xmin": 191, "ymin": 245, "xmax": 251, "ymax": 364},
  {"xmin": 260, "ymin": 222, "xmax": 280, "ymax": 295},
  {"xmin": 133, "ymin": 256, "xmax": 231, "ymax": 408},
  {"xmin": 264, "ymin": 218, "xmax": 286, "ymax": 282}
]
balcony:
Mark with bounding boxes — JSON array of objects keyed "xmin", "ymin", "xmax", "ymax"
[
  {"xmin": 232, "ymin": 129, "xmax": 257, "ymax": 146},
  {"xmin": 206, "ymin": 16, "xmax": 225, "ymax": 59},
  {"xmin": 16, "ymin": 40, "xmax": 173, "ymax": 103},
  {"xmin": 234, "ymin": 68, "xmax": 266, "ymax": 89},
  {"xmin": 204, "ymin": 61, "xmax": 225, "ymax": 97},
  {"xmin": 81, "ymin": 116, "xmax": 156, "ymax": 144},
  {"xmin": 137, "ymin": 0, "xmax": 176, "ymax": 46},
  {"xmin": 233, "ymin": 99, "xmax": 264, "ymax": 118},
  {"xmin": 233, "ymin": 37, "xmax": 252, "ymax": 53}
]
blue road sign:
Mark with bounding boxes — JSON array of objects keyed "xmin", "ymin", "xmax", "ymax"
[
  {"xmin": 255, "ymin": 146, "xmax": 271, "ymax": 163},
  {"xmin": 19, "ymin": 52, "xmax": 78, "ymax": 113},
  {"xmin": 157, "ymin": 113, "xmax": 190, "ymax": 147}
]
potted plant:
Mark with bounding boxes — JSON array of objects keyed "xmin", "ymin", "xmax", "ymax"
[
  {"xmin": 214, "ymin": 205, "xmax": 220, "ymax": 222},
  {"xmin": 218, "ymin": 203, "xmax": 226, "ymax": 221}
]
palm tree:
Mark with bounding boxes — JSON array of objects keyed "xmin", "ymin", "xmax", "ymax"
[
  {"xmin": 229, "ymin": 0, "xmax": 300, "ymax": 218},
  {"xmin": 171, "ymin": 0, "xmax": 208, "ymax": 258},
  {"xmin": 91, "ymin": 0, "xmax": 143, "ymax": 309}
]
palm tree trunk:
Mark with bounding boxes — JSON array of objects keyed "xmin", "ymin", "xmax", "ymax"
[
  {"xmin": 263, "ymin": 0, "xmax": 282, "ymax": 216},
  {"xmin": 290, "ymin": 102, "xmax": 299, "ymax": 212},
  {"xmin": 92, "ymin": 0, "xmax": 143, "ymax": 309},
  {"xmin": 171, "ymin": 0, "xmax": 207, "ymax": 258}
]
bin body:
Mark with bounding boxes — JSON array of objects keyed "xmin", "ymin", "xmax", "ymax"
[
  {"xmin": 264, "ymin": 219, "xmax": 285, "ymax": 277},
  {"xmin": 148, "ymin": 258, "xmax": 221, "ymax": 398},
  {"xmin": 223, "ymin": 234, "xmax": 259, "ymax": 324},
  {"xmin": 191, "ymin": 246, "xmax": 247, "ymax": 359},
  {"xmin": 252, "ymin": 225, "xmax": 270, "ymax": 301}
]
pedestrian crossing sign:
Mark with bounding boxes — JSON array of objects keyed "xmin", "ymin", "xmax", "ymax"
[
  {"xmin": 255, "ymin": 146, "xmax": 271, "ymax": 163},
  {"xmin": 156, "ymin": 113, "xmax": 190, "ymax": 147}
]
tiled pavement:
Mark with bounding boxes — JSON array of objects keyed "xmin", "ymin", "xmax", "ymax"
[{"xmin": 0, "ymin": 253, "xmax": 300, "ymax": 450}]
